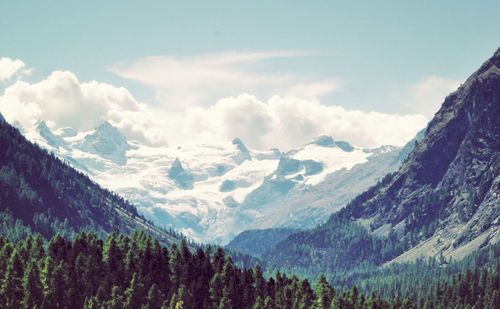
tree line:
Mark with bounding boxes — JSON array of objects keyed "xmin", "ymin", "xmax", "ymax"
[{"xmin": 2, "ymin": 230, "xmax": 500, "ymax": 308}]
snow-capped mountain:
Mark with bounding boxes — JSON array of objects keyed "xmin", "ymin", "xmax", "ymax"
[{"xmin": 21, "ymin": 121, "xmax": 421, "ymax": 244}]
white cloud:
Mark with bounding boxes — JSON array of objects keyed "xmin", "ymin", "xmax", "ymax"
[
  {"xmin": 0, "ymin": 65, "xmax": 428, "ymax": 152},
  {"xmin": 183, "ymin": 94, "xmax": 428, "ymax": 150},
  {"xmin": 395, "ymin": 76, "xmax": 461, "ymax": 118},
  {"xmin": 109, "ymin": 51, "xmax": 340, "ymax": 108},
  {"xmin": 0, "ymin": 70, "xmax": 170, "ymax": 146},
  {"xmin": 0, "ymin": 57, "xmax": 30, "ymax": 81}
]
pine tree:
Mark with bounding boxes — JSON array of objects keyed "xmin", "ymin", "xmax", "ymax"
[
  {"xmin": 142, "ymin": 283, "xmax": 164, "ymax": 309},
  {"xmin": 298, "ymin": 278, "xmax": 314, "ymax": 308},
  {"xmin": 22, "ymin": 262, "xmax": 43, "ymax": 309},
  {"xmin": 31, "ymin": 234, "xmax": 45, "ymax": 261},
  {"xmin": 314, "ymin": 274, "xmax": 334, "ymax": 309},
  {"xmin": 252, "ymin": 296, "xmax": 264, "ymax": 309},
  {"xmin": 103, "ymin": 232, "xmax": 123, "ymax": 292},
  {"xmin": 210, "ymin": 273, "xmax": 224, "ymax": 304},
  {"xmin": 218, "ymin": 286, "xmax": 232, "ymax": 309},
  {"xmin": 105, "ymin": 286, "xmax": 125, "ymax": 309},
  {"xmin": 263, "ymin": 295, "xmax": 274, "ymax": 309},
  {"xmin": 253, "ymin": 264, "xmax": 267, "ymax": 299},
  {"xmin": 42, "ymin": 261, "xmax": 67, "ymax": 309},
  {"xmin": 124, "ymin": 272, "xmax": 146, "ymax": 308},
  {"xmin": 0, "ymin": 249, "xmax": 24, "ymax": 308}
]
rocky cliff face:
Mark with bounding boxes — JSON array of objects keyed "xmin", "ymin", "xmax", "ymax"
[{"xmin": 346, "ymin": 47, "xmax": 500, "ymax": 261}]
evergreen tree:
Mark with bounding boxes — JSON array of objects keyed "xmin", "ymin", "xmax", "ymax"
[
  {"xmin": 105, "ymin": 286, "xmax": 124, "ymax": 309},
  {"xmin": 124, "ymin": 272, "xmax": 146, "ymax": 308},
  {"xmin": 0, "ymin": 249, "xmax": 24, "ymax": 308},
  {"xmin": 314, "ymin": 274, "xmax": 335, "ymax": 309},
  {"xmin": 22, "ymin": 262, "xmax": 43, "ymax": 309},
  {"xmin": 142, "ymin": 283, "xmax": 164, "ymax": 309},
  {"xmin": 42, "ymin": 261, "xmax": 67, "ymax": 309}
]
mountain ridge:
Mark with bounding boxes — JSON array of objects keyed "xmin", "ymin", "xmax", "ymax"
[
  {"xmin": 259, "ymin": 46, "xmax": 500, "ymax": 274},
  {"xmin": 352, "ymin": 46, "xmax": 500, "ymax": 261},
  {"xmin": 18, "ymin": 117, "xmax": 422, "ymax": 243}
]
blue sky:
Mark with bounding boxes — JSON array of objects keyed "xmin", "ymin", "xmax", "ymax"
[{"xmin": 1, "ymin": 1, "xmax": 499, "ymax": 149}]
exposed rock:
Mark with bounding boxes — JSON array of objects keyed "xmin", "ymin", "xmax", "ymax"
[
  {"xmin": 312, "ymin": 135, "xmax": 336, "ymax": 147},
  {"xmin": 168, "ymin": 158, "xmax": 194, "ymax": 189},
  {"xmin": 302, "ymin": 160, "xmax": 323, "ymax": 176},
  {"xmin": 343, "ymin": 47, "xmax": 500, "ymax": 261},
  {"xmin": 232, "ymin": 137, "xmax": 252, "ymax": 164},
  {"xmin": 220, "ymin": 180, "xmax": 236, "ymax": 192},
  {"xmin": 36, "ymin": 121, "xmax": 67, "ymax": 149},
  {"xmin": 311, "ymin": 135, "xmax": 354, "ymax": 152},
  {"xmin": 276, "ymin": 157, "xmax": 302, "ymax": 176}
]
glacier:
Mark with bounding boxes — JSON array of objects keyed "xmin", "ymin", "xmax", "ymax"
[{"xmin": 21, "ymin": 121, "xmax": 421, "ymax": 244}]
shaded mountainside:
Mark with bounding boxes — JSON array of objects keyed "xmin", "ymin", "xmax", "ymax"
[
  {"xmin": 0, "ymin": 117, "xmax": 181, "ymax": 245},
  {"xmin": 226, "ymin": 228, "xmax": 297, "ymax": 257},
  {"xmin": 351, "ymin": 46, "xmax": 500, "ymax": 261},
  {"xmin": 261, "ymin": 47, "xmax": 500, "ymax": 274}
]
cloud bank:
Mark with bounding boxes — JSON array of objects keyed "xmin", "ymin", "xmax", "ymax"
[
  {"xmin": 0, "ymin": 55, "xmax": 436, "ymax": 151},
  {"xmin": 0, "ymin": 57, "xmax": 30, "ymax": 81},
  {"xmin": 0, "ymin": 70, "xmax": 170, "ymax": 146},
  {"xmin": 183, "ymin": 94, "xmax": 427, "ymax": 150}
]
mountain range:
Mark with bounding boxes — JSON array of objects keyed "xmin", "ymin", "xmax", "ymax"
[{"xmin": 19, "ymin": 117, "xmax": 423, "ymax": 244}]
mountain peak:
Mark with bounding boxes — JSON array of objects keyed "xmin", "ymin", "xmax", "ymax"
[
  {"xmin": 90, "ymin": 121, "xmax": 129, "ymax": 146},
  {"xmin": 36, "ymin": 120, "xmax": 49, "ymax": 131},
  {"xmin": 494, "ymin": 46, "xmax": 500, "ymax": 58},
  {"xmin": 36, "ymin": 120, "xmax": 67, "ymax": 149},
  {"xmin": 168, "ymin": 158, "xmax": 194, "ymax": 189},
  {"xmin": 172, "ymin": 157, "xmax": 182, "ymax": 169},
  {"xmin": 0, "ymin": 112, "xmax": 5, "ymax": 124},
  {"xmin": 232, "ymin": 137, "xmax": 244, "ymax": 146},
  {"xmin": 94, "ymin": 121, "xmax": 125, "ymax": 142},
  {"xmin": 79, "ymin": 121, "xmax": 130, "ymax": 165},
  {"xmin": 312, "ymin": 135, "xmax": 335, "ymax": 147},
  {"xmin": 460, "ymin": 46, "xmax": 500, "ymax": 91},
  {"xmin": 311, "ymin": 135, "xmax": 354, "ymax": 152},
  {"xmin": 96, "ymin": 120, "xmax": 113, "ymax": 129},
  {"xmin": 232, "ymin": 137, "xmax": 252, "ymax": 164}
]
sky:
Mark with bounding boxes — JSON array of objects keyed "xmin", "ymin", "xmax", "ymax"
[{"xmin": 1, "ymin": 1, "xmax": 499, "ymax": 150}]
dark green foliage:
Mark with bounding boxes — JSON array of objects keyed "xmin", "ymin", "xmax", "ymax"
[
  {"xmin": 261, "ymin": 208, "xmax": 409, "ymax": 276},
  {"xmin": 0, "ymin": 231, "xmax": 416, "ymax": 309},
  {"xmin": 0, "ymin": 248, "xmax": 24, "ymax": 308},
  {"xmin": 22, "ymin": 261, "xmax": 43, "ymax": 308}
]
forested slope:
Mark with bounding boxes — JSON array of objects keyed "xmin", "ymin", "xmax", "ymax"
[{"xmin": 0, "ymin": 116, "xmax": 181, "ymax": 245}]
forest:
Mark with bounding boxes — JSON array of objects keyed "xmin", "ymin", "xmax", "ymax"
[{"xmin": 1, "ymin": 230, "xmax": 500, "ymax": 308}]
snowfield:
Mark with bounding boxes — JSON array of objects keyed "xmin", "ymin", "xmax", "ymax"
[{"xmin": 24, "ymin": 121, "xmax": 413, "ymax": 244}]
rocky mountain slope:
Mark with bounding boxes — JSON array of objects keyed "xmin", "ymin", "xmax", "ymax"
[
  {"xmin": 18, "ymin": 118, "xmax": 421, "ymax": 244},
  {"xmin": 262, "ymin": 46, "xmax": 500, "ymax": 272}
]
